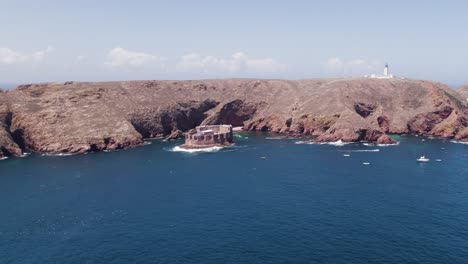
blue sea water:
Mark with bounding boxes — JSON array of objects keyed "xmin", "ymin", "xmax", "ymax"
[{"xmin": 0, "ymin": 133, "xmax": 467, "ymax": 264}]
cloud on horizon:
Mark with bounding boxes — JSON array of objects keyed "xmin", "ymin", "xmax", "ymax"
[
  {"xmin": 0, "ymin": 46, "xmax": 290, "ymax": 82},
  {"xmin": 0, "ymin": 46, "xmax": 54, "ymax": 64},
  {"xmin": 324, "ymin": 57, "xmax": 378, "ymax": 77},
  {"xmin": 105, "ymin": 47, "xmax": 165, "ymax": 68},
  {"xmin": 176, "ymin": 52, "xmax": 286, "ymax": 74},
  {"xmin": 103, "ymin": 48, "xmax": 286, "ymax": 77}
]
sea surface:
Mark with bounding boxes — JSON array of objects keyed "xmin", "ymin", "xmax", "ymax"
[{"xmin": 1, "ymin": 133, "xmax": 467, "ymax": 264}]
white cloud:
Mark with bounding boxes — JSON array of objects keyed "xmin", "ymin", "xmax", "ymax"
[
  {"xmin": 0, "ymin": 46, "xmax": 54, "ymax": 64},
  {"xmin": 105, "ymin": 47, "xmax": 164, "ymax": 67},
  {"xmin": 324, "ymin": 57, "xmax": 377, "ymax": 76},
  {"xmin": 0, "ymin": 48, "xmax": 21, "ymax": 64},
  {"xmin": 348, "ymin": 59, "xmax": 367, "ymax": 66},
  {"xmin": 176, "ymin": 52, "xmax": 286, "ymax": 74},
  {"xmin": 324, "ymin": 57, "xmax": 345, "ymax": 70},
  {"xmin": 75, "ymin": 55, "xmax": 85, "ymax": 63}
]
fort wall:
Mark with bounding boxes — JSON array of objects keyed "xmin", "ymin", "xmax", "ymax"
[{"xmin": 182, "ymin": 125, "xmax": 233, "ymax": 148}]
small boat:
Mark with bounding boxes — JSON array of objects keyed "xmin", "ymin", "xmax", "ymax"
[
  {"xmin": 416, "ymin": 156, "xmax": 430, "ymax": 162},
  {"xmin": 343, "ymin": 154, "xmax": 351, "ymax": 157},
  {"xmin": 362, "ymin": 162, "xmax": 370, "ymax": 165}
]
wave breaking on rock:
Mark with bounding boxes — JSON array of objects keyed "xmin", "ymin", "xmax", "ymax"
[{"xmin": 170, "ymin": 146, "xmax": 224, "ymax": 153}]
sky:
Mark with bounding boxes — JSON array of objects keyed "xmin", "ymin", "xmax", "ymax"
[{"xmin": 1, "ymin": 0, "xmax": 468, "ymax": 87}]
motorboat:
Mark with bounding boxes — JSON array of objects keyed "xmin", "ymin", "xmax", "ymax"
[{"xmin": 416, "ymin": 156, "xmax": 430, "ymax": 162}]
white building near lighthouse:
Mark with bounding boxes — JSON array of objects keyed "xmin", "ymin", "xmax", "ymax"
[{"xmin": 366, "ymin": 63, "xmax": 394, "ymax": 79}]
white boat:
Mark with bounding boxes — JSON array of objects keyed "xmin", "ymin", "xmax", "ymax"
[{"xmin": 416, "ymin": 156, "xmax": 430, "ymax": 162}]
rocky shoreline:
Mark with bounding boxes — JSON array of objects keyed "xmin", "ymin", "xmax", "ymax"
[{"xmin": 1, "ymin": 78, "xmax": 467, "ymax": 158}]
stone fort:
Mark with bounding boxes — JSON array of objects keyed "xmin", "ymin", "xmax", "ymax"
[{"xmin": 182, "ymin": 125, "xmax": 234, "ymax": 149}]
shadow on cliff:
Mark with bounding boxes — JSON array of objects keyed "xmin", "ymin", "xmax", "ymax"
[
  {"xmin": 0, "ymin": 111, "xmax": 24, "ymax": 157},
  {"xmin": 129, "ymin": 99, "xmax": 262, "ymax": 139},
  {"xmin": 129, "ymin": 100, "xmax": 218, "ymax": 138}
]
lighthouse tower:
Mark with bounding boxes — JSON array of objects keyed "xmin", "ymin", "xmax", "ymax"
[
  {"xmin": 384, "ymin": 63, "xmax": 389, "ymax": 76},
  {"xmin": 365, "ymin": 63, "xmax": 395, "ymax": 79}
]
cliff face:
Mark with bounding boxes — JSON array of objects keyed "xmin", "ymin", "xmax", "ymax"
[
  {"xmin": 0, "ymin": 78, "xmax": 466, "ymax": 156},
  {"xmin": 0, "ymin": 91, "xmax": 22, "ymax": 158},
  {"xmin": 457, "ymin": 84, "xmax": 468, "ymax": 102}
]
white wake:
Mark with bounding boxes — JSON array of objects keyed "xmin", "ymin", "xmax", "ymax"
[{"xmin": 171, "ymin": 146, "xmax": 224, "ymax": 153}]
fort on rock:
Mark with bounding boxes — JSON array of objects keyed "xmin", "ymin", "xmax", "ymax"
[{"xmin": 182, "ymin": 125, "xmax": 233, "ymax": 149}]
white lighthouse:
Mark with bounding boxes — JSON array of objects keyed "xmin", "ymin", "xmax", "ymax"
[
  {"xmin": 367, "ymin": 63, "xmax": 394, "ymax": 79},
  {"xmin": 384, "ymin": 63, "xmax": 389, "ymax": 76}
]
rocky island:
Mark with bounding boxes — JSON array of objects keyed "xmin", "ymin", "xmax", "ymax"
[{"xmin": 0, "ymin": 78, "xmax": 467, "ymax": 158}]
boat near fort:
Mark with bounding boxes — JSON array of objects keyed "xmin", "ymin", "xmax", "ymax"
[{"xmin": 180, "ymin": 125, "xmax": 234, "ymax": 149}]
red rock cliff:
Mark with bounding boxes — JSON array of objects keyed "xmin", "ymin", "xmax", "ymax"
[{"xmin": 0, "ymin": 78, "xmax": 466, "ymax": 156}]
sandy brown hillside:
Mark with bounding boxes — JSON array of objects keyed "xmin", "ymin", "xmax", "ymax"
[
  {"xmin": 0, "ymin": 78, "xmax": 466, "ymax": 157},
  {"xmin": 457, "ymin": 84, "xmax": 468, "ymax": 101}
]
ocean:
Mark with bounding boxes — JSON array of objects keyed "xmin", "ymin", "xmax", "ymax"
[{"xmin": 1, "ymin": 133, "xmax": 467, "ymax": 263}]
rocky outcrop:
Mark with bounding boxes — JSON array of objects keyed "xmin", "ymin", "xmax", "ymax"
[
  {"xmin": 315, "ymin": 127, "xmax": 396, "ymax": 144},
  {"xmin": 354, "ymin": 103, "xmax": 376, "ymax": 118},
  {"xmin": 456, "ymin": 84, "xmax": 468, "ymax": 104},
  {"xmin": 6, "ymin": 84, "xmax": 144, "ymax": 155},
  {"xmin": 408, "ymin": 106, "xmax": 454, "ymax": 133},
  {"xmin": 164, "ymin": 129, "xmax": 183, "ymax": 141},
  {"xmin": 202, "ymin": 99, "xmax": 260, "ymax": 127},
  {"xmin": 0, "ymin": 92, "xmax": 22, "ymax": 158},
  {"xmin": 377, "ymin": 116, "xmax": 390, "ymax": 132},
  {"xmin": 0, "ymin": 78, "xmax": 466, "ymax": 156},
  {"xmin": 129, "ymin": 99, "xmax": 218, "ymax": 138}
]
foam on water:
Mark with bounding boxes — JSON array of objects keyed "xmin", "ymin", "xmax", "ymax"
[
  {"xmin": 266, "ymin": 136, "xmax": 296, "ymax": 140},
  {"xmin": 451, "ymin": 140, "xmax": 468, "ymax": 145},
  {"xmin": 171, "ymin": 146, "xmax": 224, "ymax": 153},
  {"xmin": 327, "ymin": 140, "xmax": 351, "ymax": 146},
  {"xmin": 363, "ymin": 142, "xmax": 400, "ymax": 147},
  {"xmin": 41, "ymin": 153, "xmax": 74, "ymax": 157},
  {"xmin": 234, "ymin": 134, "xmax": 249, "ymax": 140},
  {"xmin": 294, "ymin": 140, "xmax": 351, "ymax": 146},
  {"xmin": 294, "ymin": 140, "xmax": 322, "ymax": 145},
  {"xmin": 0, "ymin": 157, "xmax": 8, "ymax": 161},
  {"xmin": 350, "ymin": 149, "xmax": 380, "ymax": 152},
  {"xmin": 40, "ymin": 153, "xmax": 79, "ymax": 157}
]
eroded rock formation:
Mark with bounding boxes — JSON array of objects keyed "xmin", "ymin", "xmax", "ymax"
[
  {"xmin": 0, "ymin": 91, "xmax": 22, "ymax": 158},
  {"xmin": 0, "ymin": 78, "xmax": 466, "ymax": 156}
]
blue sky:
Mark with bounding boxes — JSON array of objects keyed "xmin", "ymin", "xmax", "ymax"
[{"xmin": 1, "ymin": 0, "xmax": 467, "ymax": 86}]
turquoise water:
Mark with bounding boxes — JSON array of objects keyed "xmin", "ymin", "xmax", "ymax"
[{"xmin": 1, "ymin": 133, "xmax": 467, "ymax": 263}]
